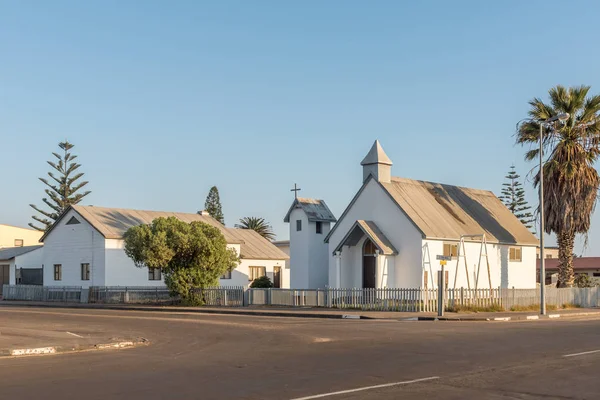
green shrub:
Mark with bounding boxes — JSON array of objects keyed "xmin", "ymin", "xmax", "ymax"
[{"xmin": 250, "ymin": 276, "xmax": 273, "ymax": 288}]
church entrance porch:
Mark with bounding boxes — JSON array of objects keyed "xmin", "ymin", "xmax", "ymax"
[{"xmin": 332, "ymin": 220, "xmax": 398, "ymax": 289}]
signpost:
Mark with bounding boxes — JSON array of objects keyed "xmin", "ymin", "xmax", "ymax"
[{"xmin": 436, "ymin": 255, "xmax": 452, "ymax": 317}]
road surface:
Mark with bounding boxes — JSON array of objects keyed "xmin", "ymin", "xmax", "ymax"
[{"xmin": 0, "ymin": 306, "xmax": 599, "ymax": 399}]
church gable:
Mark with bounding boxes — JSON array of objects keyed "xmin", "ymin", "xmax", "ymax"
[{"xmin": 324, "ymin": 176, "xmax": 422, "ymax": 248}]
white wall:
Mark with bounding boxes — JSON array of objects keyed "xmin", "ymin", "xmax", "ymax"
[
  {"xmin": 289, "ymin": 208, "xmax": 309, "ymax": 288},
  {"xmin": 328, "ymin": 178, "xmax": 423, "ymax": 288},
  {"xmin": 422, "ymin": 239, "xmax": 536, "ymax": 289},
  {"xmin": 221, "ymin": 258, "xmax": 288, "ymax": 288},
  {"xmin": 289, "ymin": 208, "xmax": 331, "ymax": 289},
  {"xmin": 42, "ymin": 209, "xmax": 106, "ymax": 287},
  {"xmin": 103, "ymin": 240, "xmax": 289, "ymax": 289},
  {"xmin": 9, "ymin": 248, "xmax": 43, "ymax": 285},
  {"xmin": 104, "ymin": 239, "xmax": 165, "ymax": 287}
]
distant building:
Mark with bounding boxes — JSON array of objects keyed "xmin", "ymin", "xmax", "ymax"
[
  {"xmin": 0, "ymin": 245, "xmax": 43, "ymax": 295},
  {"xmin": 537, "ymin": 257, "xmax": 600, "ymax": 284},
  {"xmin": 0, "ymin": 224, "xmax": 42, "ymax": 249},
  {"xmin": 272, "ymin": 240, "xmax": 290, "ymax": 270},
  {"xmin": 40, "ymin": 205, "xmax": 289, "ymax": 289},
  {"xmin": 536, "ymin": 246, "xmax": 559, "ymax": 259}
]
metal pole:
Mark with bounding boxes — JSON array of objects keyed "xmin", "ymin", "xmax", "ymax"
[
  {"xmin": 539, "ymin": 122, "xmax": 546, "ymax": 316},
  {"xmin": 437, "ymin": 265, "xmax": 445, "ymax": 317}
]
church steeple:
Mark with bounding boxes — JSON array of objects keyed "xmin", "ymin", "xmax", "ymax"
[{"xmin": 361, "ymin": 140, "xmax": 392, "ymax": 183}]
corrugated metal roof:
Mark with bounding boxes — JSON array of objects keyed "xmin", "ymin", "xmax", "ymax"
[
  {"xmin": 0, "ymin": 245, "xmax": 43, "ymax": 261},
  {"xmin": 333, "ymin": 220, "xmax": 397, "ymax": 255},
  {"xmin": 283, "ymin": 198, "xmax": 337, "ymax": 223},
  {"xmin": 537, "ymin": 257, "xmax": 600, "ymax": 271},
  {"xmin": 224, "ymin": 228, "xmax": 289, "ymax": 260},
  {"xmin": 381, "ymin": 177, "xmax": 539, "ymax": 246},
  {"xmin": 70, "ymin": 205, "xmax": 228, "ymax": 240},
  {"xmin": 43, "ymin": 205, "xmax": 287, "ymax": 260}
]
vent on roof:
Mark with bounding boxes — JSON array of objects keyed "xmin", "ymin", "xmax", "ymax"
[{"xmin": 66, "ymin": 216, "xmax": 81, "ymax": 225}]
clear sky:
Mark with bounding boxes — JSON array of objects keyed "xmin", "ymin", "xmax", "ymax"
[{"xmin": 2, "ymin": 1, "xmax": 600, "ymax": 254}]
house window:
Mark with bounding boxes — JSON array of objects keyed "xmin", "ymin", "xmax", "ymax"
[
  {"xmin": 546, "ymin": 254, "xmax": 553, "ymax": 259},
  {"xmin": 66, "ymin": 216, "xmax": 81, "ymax": 225},
  {"xmin": 14, "ymin": 239, "xmax": 24, "ymax": 247},
  {"xmin": 53, "ymin": 264, "xmax": 62, "ymax": 281},
  {"xmin": 249, "ymin": 266, "xmax": 266, "ymax": 281},
  {"xmin": 148, "ymin": 268, "xmax": 162, "ymax": 281},
  {"xmin": 316, "ymin": 221, "xmax": 322, "ymax": 234},
  {"xmin": 593, "ymin": 273, "xmax": 600, "ymax": 277},
  {"xmin": 443, "ymin": 243, "xmax": 458, "ymax": 259},
  {"xmin": 296, "ymin": 220, "xmax": 302, "ymax": 231},
  {"xmin": 221, "ymin": 270, "xmax": 232, "ymax": 279},
  {"xmin": 81, "ymin": 263, "xmax": 90, "ymax": 281},
  {"xmin": 509, "ymin": 247, "xmax": 522, "ymax": 262}
]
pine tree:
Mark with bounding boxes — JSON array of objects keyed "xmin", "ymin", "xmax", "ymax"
[
  {"xmin": 202, "ymin": 186, "xmax": 224, "ymax": 224},
  {"xmin": 499, "ymin": 165, "xmax": 534, "ymax": 231},
  {"xmin": 29, "ymin": 141, "xmax": 91, "ymax": 231}
]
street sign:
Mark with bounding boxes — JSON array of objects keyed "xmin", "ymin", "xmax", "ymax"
[
  {"xmin": 439, "ymin": 260, "xmax": 447, "ymax": 266},
  {"xmin": 436, "ymin": 255, "xmax": 452, "ymax": 261}
]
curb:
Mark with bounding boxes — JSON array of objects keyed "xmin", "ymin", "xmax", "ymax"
[
  {"xmin": 0, "ymin": 302, "xmax": 374, "ymax": 320},
  {"xmin": 0, "ymin": 339, "xmax": 148, "ymax": 358},
  {"xmin": 414, "ymin": 311, "xmax": 600, "ymax": 322}
]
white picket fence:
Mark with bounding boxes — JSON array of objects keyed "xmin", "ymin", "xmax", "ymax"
[
  {"xmin": 247, "ymin": 287, "xmax": 600, "ymax": 312},
  {"xmin": 3, "ymin": 284, "xmax": 600, "ymax": 312}
]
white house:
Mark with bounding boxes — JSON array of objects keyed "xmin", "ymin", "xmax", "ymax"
[
  {"xmin": 284, "ymin": 198, "xmax": 337, "ymax": 289},
  {"xmin": 0, "ymin": 245, "xmax": 43, "ymax": 294},
  {"xmin": 0, "ymin": 224, "xmax": 43, "ymax": 248},
  {"xmin": 288, "ymin": 140, "xmax": 538, "ymax": 290},
  {"xmin": 40, "ymin": 205, "xmax": 289, "ymax": 289}
]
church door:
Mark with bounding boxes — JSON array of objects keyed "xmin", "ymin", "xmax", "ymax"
[{"xmin": 362, "ymin": 240, "xmax": 377, "ymax": 289}]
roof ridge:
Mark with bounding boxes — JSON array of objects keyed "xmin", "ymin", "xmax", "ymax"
[
  {"xmin": 390, "ymin": 176, "xmax": 495, "ymax": 195},
  {"xmin": 74, "ymin": 204, "xmax": 203, "ymax": 216}
]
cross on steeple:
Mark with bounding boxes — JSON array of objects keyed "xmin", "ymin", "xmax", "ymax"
[{"xmin": 290, "ymin": 183, "xmax": 301, "ymax": 199}]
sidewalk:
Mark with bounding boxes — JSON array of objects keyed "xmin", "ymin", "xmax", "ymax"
[
  {"xmin": 0, "ymin": 312, "xmax": 147, "ymax": 357},
  {"xmin": 2, "ymin": 300, "xmax": 599, "ymax": 321}
]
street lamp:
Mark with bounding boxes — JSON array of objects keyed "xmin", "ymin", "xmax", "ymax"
[{"xmin": 536, "ymin": 112, "xmax": 569, "ymax": 316}]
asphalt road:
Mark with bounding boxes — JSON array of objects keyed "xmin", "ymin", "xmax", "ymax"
[{"xmin": 0, "ymin": 307, "xmax": 599, "ymax": 399}]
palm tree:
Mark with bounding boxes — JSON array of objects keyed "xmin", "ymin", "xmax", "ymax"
[
  {"xmin": 236, "ymin": 217, "xmax": 276, "ymax": 241},
  {"xmin": 517, "ymin": 85, "xmax": 600, "ymax": 287}
]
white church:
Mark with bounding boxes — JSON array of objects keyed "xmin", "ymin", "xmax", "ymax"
[{"xmin": 285, "ymin": 141, "xmax": 538, "ymax": 290}]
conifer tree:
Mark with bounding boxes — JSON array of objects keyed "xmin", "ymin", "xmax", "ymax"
[
  {"xmin": 29, "ymin": 141, "xmax": 91, "ymax": 231},
  {"xmin": 499, "ymin": 165, "xmax": 534, "ymax": 230},
  {"xmin": 202, "ymin": 186, "xmax": 224, "ymax": 224}
]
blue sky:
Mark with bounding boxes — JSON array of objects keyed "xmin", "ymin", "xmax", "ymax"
[{"xmin": 2, "ymin": 1, "xmax": 600, "ymax": 254}]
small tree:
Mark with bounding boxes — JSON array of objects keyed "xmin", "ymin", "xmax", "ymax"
[
  {"xmin": 236, "ymin": 217, "xmax": 275, "ymax": 241},
  {"xmin": 574, "ymin": 274, "xmax": 598, "ymax": 288},
  {"xmin": 124, "ymin": 217, "xmax": 239, "ymax": 304},
  {"xmin": 499, "ymin": 165, "xmax": 534, "ymax": 230},
  {"xmin": 250, "ymin": 275, "xmax": 273, "ymax": 288},
  {"xmin": 29, "ymin": 141, "xmax": 91, "ymax": 231},
  {"xmin": 202, "ymin": 186, "xmax": 224, "ymax": 224}
]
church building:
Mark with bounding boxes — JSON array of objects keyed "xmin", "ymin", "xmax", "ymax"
[{"xmin": 286, "ymin": 141, "xmax": 538, "ymax": 290}]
